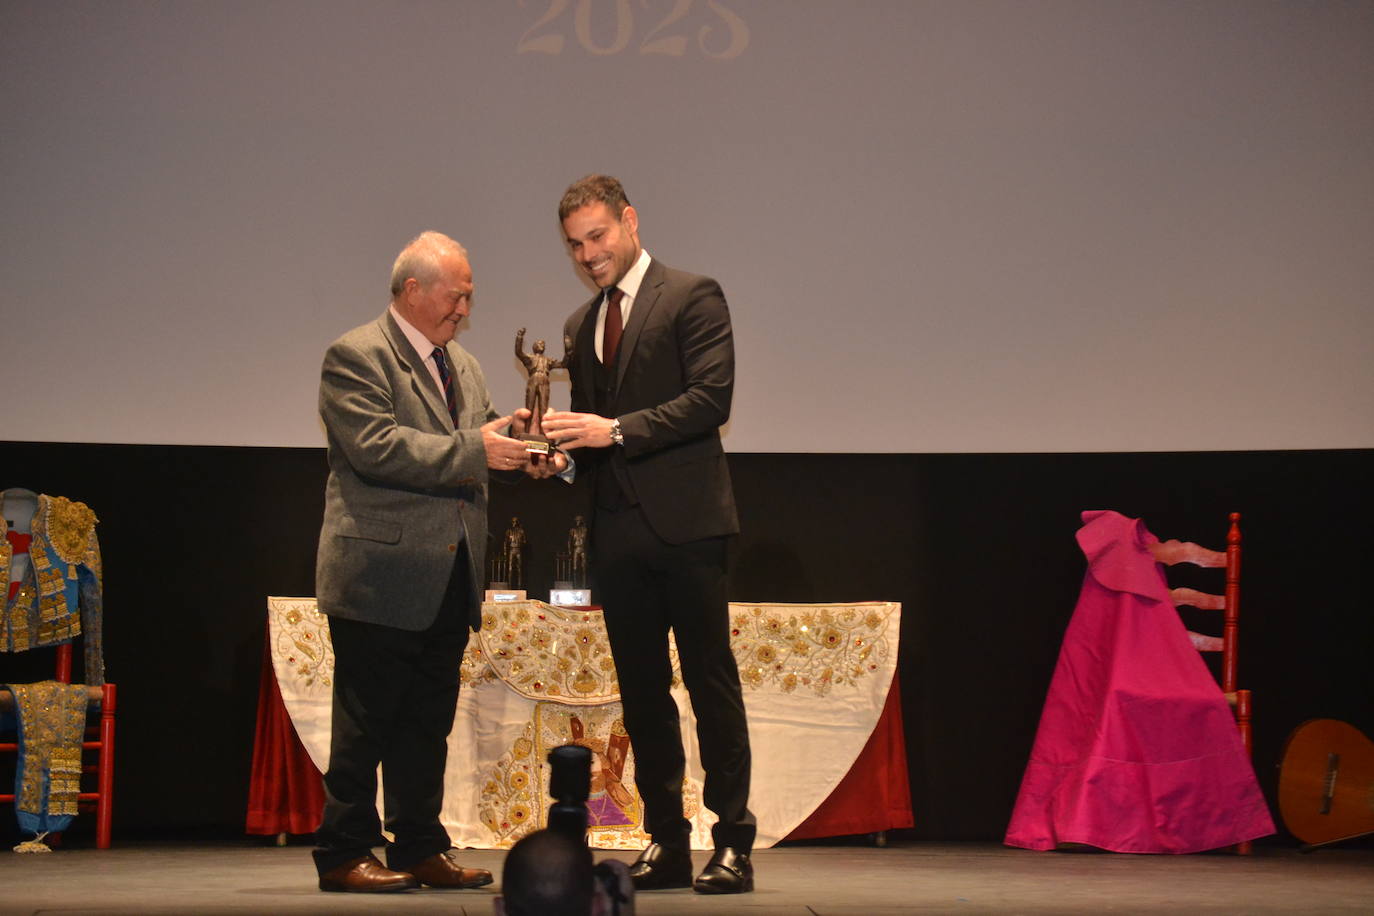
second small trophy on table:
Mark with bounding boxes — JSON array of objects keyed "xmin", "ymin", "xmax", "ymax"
[{"xmin": 551, "ymin": 515, "xmax": 591, "ymax": 607}]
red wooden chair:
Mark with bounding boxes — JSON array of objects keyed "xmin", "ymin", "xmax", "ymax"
[
  {"xmin": 0, "ymin": 641, "xmax": 116, "ymax": 849},
  {"xmin": 1148, "ymin": 511, "xmax": 1253, "ymax": 853}
]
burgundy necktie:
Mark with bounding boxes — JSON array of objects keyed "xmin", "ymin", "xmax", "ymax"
[
  {"xmin": 602, "ymin": 287, "xmax": 625, "ymax": 366},
  {"xmin": 431, "ymin": 347, "xmax": 458, "ymax": 425}
]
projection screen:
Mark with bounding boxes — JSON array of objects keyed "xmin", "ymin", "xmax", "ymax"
[{"xmin": 3, "ymin": 1, "xmax": 1371, "ymax": 452}]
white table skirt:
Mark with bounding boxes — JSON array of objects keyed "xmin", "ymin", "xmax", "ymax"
[{"xmin": 267, "ymin": 597, "xmax": 900, "ymax": 850}]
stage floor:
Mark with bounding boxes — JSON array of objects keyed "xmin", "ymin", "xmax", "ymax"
[{"xmin": 1, "ymin": 840, "xmax": 1371, "ymax": 914}]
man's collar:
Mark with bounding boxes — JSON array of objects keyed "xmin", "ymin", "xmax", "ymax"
[
  {"xmin": 612, "ymin": 248, "xmax": 653, "ymax": 300},
  {"xmin": 389, "ymin": 303, "xmax": 441, "ymax": 359}
]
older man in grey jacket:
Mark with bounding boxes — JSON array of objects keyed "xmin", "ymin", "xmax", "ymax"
[{"xmin": 312, "ymin": 231, "xmax": 531, "ymax": 893}]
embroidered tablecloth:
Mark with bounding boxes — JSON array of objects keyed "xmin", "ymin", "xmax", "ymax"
[{"xmin": 267, "ymin": 598, "xmax": 901, "ymax": 850}]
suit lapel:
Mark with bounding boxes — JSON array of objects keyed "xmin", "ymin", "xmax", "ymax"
[
  {"xmin": 576, "ymin": 296, "xmax": 601, "ymax": 372},
  {"xmin": 615, "ymin": 259, "xmax": 664, "ymax": 389},
  {"xmin": 381, "ymin": 311, "xmax": 452, "ymax": 429}
]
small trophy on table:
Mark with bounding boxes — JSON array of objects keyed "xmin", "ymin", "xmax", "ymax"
[
  {"xmin": 514, "ymin": 328, "xmax": 573, "ymax": 456},
  {"xmin": 550, "ymin": 515, "xmax": 592, "ymax": 607},
  {"xmin": 485, "ymin": 517, "xmax": 528, "ymax": 603}
]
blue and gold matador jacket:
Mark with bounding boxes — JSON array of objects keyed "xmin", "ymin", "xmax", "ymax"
[{"xmin": 1, "ymin": 491, "xmax": 104, "ymax": 686}]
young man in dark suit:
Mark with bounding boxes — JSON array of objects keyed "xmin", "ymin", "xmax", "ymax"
[{"xmin": 541, "ymin": 175, "xmax": 756, "ymax": 895}]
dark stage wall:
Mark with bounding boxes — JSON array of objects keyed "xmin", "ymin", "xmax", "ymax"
[{"xmin": 2, "ymin": 442, "xmax": 1370, "ymax": 845}]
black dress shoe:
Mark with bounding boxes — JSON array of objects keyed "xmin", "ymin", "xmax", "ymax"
[
  {"xmin": 318, "ymin": 853, "xmax": 420, "ymax": 893},
  {"xmin": 693, "ymin": 846, "xmax": 753, "ymax": 894},
  {"xmin": 628, "ymin": 842, "xmax": 693, "ymax": 890}
]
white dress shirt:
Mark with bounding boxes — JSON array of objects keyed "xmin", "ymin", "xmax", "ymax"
[
  {"xmin": 389, "ymin": 303, "xmax": 449, "ymax": 404},
  {"xmin": 594, "ymin": 248, "xmax": 653, "ymax": 362}
]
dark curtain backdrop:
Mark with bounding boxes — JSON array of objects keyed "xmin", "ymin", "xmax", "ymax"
[{"xmin": 2, "ymin": 441, "xmax": 1370, "ymax": 845}]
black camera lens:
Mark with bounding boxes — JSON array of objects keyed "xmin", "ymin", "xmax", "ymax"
[
  {"xmin": 547, "ymin": 744, "xmax": 592, "ymax": 839},
  {"xmin": 548, "ymin": 744, "xmax": 592, "ymax": 803}
]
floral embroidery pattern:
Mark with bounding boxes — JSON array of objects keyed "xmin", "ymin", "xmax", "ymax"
[
  {"xmin": 477, "ymin": 700, "xmax": 683, "ymax": 851},
  {"xmin": 477, "ymin": 602, "xmax": 680, "ymax": 704},
  {"xmin": 271, "ymin": 598, "xmax": 334, "ymax": 689},
  {"xmin": 729, "ymin": 603, "xmax": 896, "ymax": 697}
]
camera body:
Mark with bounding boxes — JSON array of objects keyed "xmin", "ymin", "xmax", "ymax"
[{"xmin": 544, "ymin": 744, "xmax": 631, "ymax": 914}]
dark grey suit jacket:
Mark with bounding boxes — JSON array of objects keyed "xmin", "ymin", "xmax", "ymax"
[
  {"xmin": 564, "ymin": 257, "xmax": 739, "ymax": 544},
  {"xmin": 316, "ymin": 310, "xmax": 497, "ymax": 631}
]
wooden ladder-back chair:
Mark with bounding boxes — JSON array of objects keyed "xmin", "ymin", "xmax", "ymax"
[{"xmin": 1148, "ymin": 511, "xmax": 1252, "ymax": 853}]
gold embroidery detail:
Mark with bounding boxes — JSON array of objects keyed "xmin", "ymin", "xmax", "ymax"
[
  {"xmin": 7, "ymin": 600, "xmax": 31, "ymax": 651},
  {"xmin": 35, "ymin": 565, "xmax": 65, "ymax": 599},
  {"xmin": 479, "ymin": 721, "xmax": 538, "ymax": 847},
  {"xmin": 39, "ymin": 496, "xmax": 98, "ymax": 570},
  {"xmin": 272, "ymin": 599, "xmax": 334, "ymax": 689},
  {"xmin": 476, "ymin": 601, "xmax": 679, "ymax": 704},
  {"xmin": 2, "ymin": 537, "xmax": 81, "ymax": 655},
  {"xmin": 728, "ymin": 603, "xmax": 896, "ymax": 697},
  {"xmin": 478, "ymin": 702, "xmax": 658, "ymax": 851},
  {"xmin": 9, "ymin": 681, "xmax": 89, "ymax": 821},
  {"xmin": 31, "ymin": 540, "xmax": 65, "ymax": 599},
  {"xmin": 460, "ymin": 641, "xmax": 497, "ymax": 689},
  {"xmin": 537, "ymin": 703, "xmax": 647, "ymax": 849},
  {"xmin": 0, "ymin": 522, "xmax": 11, "ymax": 602},
  {"xmin": 48, "ymin": 747, "xmax": 83, "ymax": 816},
  {"xmin": 84, "ymin": 530, "xmax": 103, "ymax": 587}
]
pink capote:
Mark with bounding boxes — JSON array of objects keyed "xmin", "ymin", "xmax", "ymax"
[{"xmin": 1004, "ymin": 510, "xmax": 1274, "ymax": 853}]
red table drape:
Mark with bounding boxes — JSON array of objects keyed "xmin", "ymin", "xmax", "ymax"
[
  {"xmin": 245, "ymin": 637, "xmax": 325, "ymax": 835},
  {"xmin": 786, "ymin": 670, "xmax": 914, "ymax": 839}
]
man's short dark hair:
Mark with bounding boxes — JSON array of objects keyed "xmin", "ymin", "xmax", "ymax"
[
  {"xmin": 558, "ymin": 174, "xmax": 631, "ymax": 222},
  {"xmin": 500, "ymin": 829, "xmax": 595, "ymax": 916}
]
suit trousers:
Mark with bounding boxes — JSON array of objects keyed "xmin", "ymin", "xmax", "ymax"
[
  {"xmin": 313, "ymin": 546, "xmax": 471, "ymax": 874},
  {"xmin": 593, "ymin": 503, "xmax": 756, "ymax": 852}
]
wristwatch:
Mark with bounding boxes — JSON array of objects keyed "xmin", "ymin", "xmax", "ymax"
[{"xmin": 609, "ymin": 418, "xmax": 624, "ymax": 446}]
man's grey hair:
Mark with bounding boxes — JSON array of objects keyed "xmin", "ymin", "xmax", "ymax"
[
  {"xmin": 558, "ymin": 174, "xmax": 631, "ymax": 222},
  {"xmin": 389, "ymin": 231, "xmax": 468, "ymax": 298}
]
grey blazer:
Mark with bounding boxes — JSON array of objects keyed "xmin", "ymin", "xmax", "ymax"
[{"xmin": 315, "ymin": 310, "xmax": 497, "ymax": 631}]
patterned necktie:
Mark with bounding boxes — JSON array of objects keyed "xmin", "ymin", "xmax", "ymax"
[
  {"xmin": 431, "ymin": 346, "xmax": 458, "ymax": 424},
  {"xmin": 602, "ymin": 286, "xmax": 625, "ymax": 366}
]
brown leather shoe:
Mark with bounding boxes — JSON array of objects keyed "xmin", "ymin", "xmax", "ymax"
[
  {"xmin": 318, "ymin": 853, "xmax": 419, "ymax": 893},
  {"xmin": 401, "ymin": 849, "xmax": 494, "ymax": 889}
]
